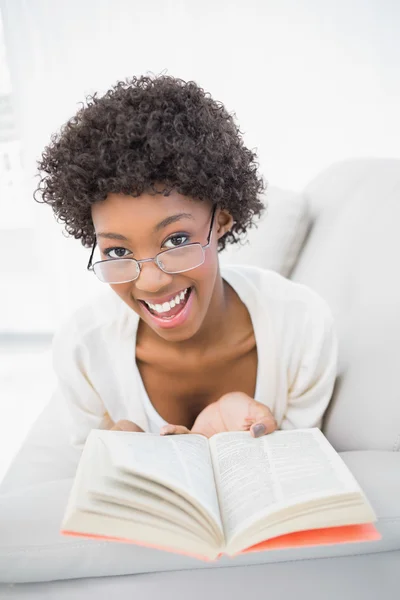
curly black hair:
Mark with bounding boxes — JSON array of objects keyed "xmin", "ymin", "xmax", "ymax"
[{"xmin": 34, "ymin": 74, "xmax": 266, "ymax": 251}]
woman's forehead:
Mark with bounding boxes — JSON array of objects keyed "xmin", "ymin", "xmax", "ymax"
[{"xmin": 91, "ymin": 191, "xmax": 208, "ymax": 235}]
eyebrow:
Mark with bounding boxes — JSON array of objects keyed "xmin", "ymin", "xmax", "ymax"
[
  {"xmin": 96, "ymin": 232, "xmax": 129, "ymax": 241},
  {"xmin": 153, "ymin": 212, "xmax": 194, "ymax": 232},
  {"xmin": 97, "ymin": 213, "xmax": 195, "ymax": 241}
]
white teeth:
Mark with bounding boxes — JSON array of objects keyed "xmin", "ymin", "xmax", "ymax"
[{"xmin": 144, "ymin": 288, "xmax": 189, "ymax": 314}]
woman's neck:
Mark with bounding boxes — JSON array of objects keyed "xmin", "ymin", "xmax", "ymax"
[{"xmin": 182, "ymin": 272, "xmax": 232, "ymax": 351}]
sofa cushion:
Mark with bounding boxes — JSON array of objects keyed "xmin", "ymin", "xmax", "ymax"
[
  {"xmin": 1, "ymin": 550, "xmax": 399, "ymax": 600},
  {"xmin": 219, "ymin": 186, "xmax": 310, "ymax": 277},
  {"xmin": 290, "ymin": 158, "xmax": 400, "ymax": 452}
]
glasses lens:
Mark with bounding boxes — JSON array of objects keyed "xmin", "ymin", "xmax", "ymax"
[
  {"xmin": 157, "ymin": 244, "xmax": 204, "ymax": 273},
  {"xmin": 93, "ymin": 259, "xmax": 139, "ymax": 283}
]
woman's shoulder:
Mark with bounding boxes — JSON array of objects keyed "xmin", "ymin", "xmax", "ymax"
[{"xmin": 221, "ymin": 263, "xmax": 333, "ymax": 320}]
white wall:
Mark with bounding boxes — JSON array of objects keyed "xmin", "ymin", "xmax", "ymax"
[{"xmin": 1, "ymin": 0, "xmax": 400, "ymax": 329}]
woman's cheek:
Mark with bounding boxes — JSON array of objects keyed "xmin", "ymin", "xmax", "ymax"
[{"xmin": 109, "ymin": 282, "xmax": 137, "ymax": 308}]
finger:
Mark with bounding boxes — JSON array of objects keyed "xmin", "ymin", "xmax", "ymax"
[
  {"xmin": 191, "ymin": 417, "xmax": 220, "ymax": 438},
  {"xmin": 246, "ymin": 399, "xmax": 273, "ymax": 420},
  {"xmin": 110, "ymin": 420, "xmax": 144, "ymax": 432},
  {"xmin": 160, "ymin": 424, "xmax": 191, "ymax": 436},
  {"xmin": 250, "ymin": 414, "xmax": 278, "ymax": 438}
]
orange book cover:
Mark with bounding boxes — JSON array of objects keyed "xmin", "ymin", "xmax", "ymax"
[{"xmin": 61, "ymin": 522, "xmax": 381, "ymax": 562}]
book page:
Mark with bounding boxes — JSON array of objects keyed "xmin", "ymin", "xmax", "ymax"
[
  {"xmin": 96, "ymin": 431, "xmax": 223, "ymax": 534},
  {"xmin": 97, "ymin": 474, "xmax": 218, "ymax": 539},
  {"xmin": 89, "ymin": 434, "xmax": 217, "ymax": 537},
  {"xmin": 85, "ymin": 489, "xmax": 212, "ymax": 543},
  {"xmin": 209, "ymin": 428, "xmax": 362, "ymax": 542},
  {"xmin": 89, "ymin": 476, "xmax": 217, "ymax": 541}
]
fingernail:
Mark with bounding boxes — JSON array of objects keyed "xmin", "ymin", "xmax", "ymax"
[{"xmin": 252, "ymin": 423, "xmax": 266, "ymax": 438}]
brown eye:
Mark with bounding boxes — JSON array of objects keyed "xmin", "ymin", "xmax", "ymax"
[
  {"xmin": 105, "ymin": 247, "xmax": 130, "ymax": 259},
  {"xmin": 164, "ymin": 234, "xmax": 190, "ymax": 249}
]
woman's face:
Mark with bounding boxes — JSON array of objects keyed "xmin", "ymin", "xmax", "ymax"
[{"xmin": 91, "ymin": 189, "xmax": 233, "ymax": 343}]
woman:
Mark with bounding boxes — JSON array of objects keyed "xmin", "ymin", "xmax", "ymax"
[{"xmin": 35, "ymin": 75, "xmax": 338, "ymax": 450}]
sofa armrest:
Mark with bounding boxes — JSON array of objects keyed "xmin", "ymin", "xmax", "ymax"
[{"xmin": 0, "ymin": 392, "xmax": 81, "ymax": 495}]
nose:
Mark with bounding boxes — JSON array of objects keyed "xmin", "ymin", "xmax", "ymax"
[{"xmin": 134, "ymin": 260, "xmax": 173, "ymax": 293}]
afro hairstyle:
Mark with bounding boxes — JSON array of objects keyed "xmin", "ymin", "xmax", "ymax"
[{"xmin": 34, "ymin": 74, "xmax": 267, "ymax": 251}]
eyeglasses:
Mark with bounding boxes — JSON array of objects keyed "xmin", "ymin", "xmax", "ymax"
[{"xmin": 87, "ymin": 205, "xmax": 217, "ymax": 284}]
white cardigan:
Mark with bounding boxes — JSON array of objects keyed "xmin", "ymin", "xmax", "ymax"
[{"xmin": 52, "ymin": 265, "xmax": 338, "ymax": 449}]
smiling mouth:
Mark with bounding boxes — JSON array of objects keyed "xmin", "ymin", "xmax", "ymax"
[{"xmin": 139, "ymin": 287, "xmax": 192, "ymax": 319}]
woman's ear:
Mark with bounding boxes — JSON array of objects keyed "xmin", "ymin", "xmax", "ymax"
[{"xmin": 216, "ymin": 209, "xmax": 234, "ymax": 240}]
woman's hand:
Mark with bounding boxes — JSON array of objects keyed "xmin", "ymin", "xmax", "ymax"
[
  {"xmin": 100, "ymin": 412, "xmax": 144, "ymax": 432},
  {"xmin": 160, "ymin": 392, "xmax": 277, "ymax": 438}
]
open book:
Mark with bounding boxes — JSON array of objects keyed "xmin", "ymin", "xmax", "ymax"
[{"xmin": 61, "ymin": 428, "xmax": 381, "ymax": 560}]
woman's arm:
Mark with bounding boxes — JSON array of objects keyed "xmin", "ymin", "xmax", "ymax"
[
  {"xmin": 281, "ymin": 296, "xmax": 339, "ymax": 430},
  {"xmin": 52, "ymin": 320, "xmax": 143, "ymax": 450}
]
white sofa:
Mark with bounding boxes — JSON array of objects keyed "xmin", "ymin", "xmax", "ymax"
[{"xmin": 1, "ymin": 158, "xmax": 399, "ymax": 599}]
